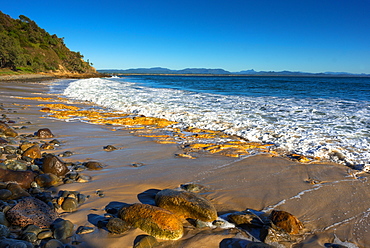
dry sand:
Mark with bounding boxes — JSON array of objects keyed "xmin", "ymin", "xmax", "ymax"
[{"xmin": 1, "ymin": 78, "xmax": 369, "ymax": 248}]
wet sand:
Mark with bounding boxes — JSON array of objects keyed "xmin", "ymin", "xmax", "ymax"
[{"xmin": 1, "ymin": 78, "xmax": 369, "ymax": 247}]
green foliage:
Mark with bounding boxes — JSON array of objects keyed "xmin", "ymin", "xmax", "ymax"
[{"xmin": 0, "ymin": 11, "xmax": 95, "ymax": 73}]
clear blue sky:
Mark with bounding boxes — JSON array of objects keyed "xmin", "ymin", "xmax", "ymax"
[{"xmin": 2, "ymin": 0, "xmax": 370, "ymax": 73}]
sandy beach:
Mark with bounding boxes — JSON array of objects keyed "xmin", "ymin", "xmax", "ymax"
[{"xmin": 1, "ymin": 77, "xmax": 369, "ymax": 248}]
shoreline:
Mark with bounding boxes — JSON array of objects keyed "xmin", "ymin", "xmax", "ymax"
[{"xmin": 0, "ymin": 79, "xmax": 369, "ymax": 247}]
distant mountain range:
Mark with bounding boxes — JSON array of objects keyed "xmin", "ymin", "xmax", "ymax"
[{"xmin": 98, "ymin": 67, "xmax": 370, "ymax": 77}]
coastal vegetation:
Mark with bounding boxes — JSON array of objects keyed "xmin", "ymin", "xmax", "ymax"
[{"xmin": 0, "ymin": 11, "xmax": 95, "ymax": 74}]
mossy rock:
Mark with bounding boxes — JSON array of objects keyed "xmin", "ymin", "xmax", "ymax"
[
  {"xmin": 155, "ymin": 189, "xmax": 217, "ymax": 222},
  {"xmin": 119, "ymin": 203, "xmax": 183, "ymax": 240}
]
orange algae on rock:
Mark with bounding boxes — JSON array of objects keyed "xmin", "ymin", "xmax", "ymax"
[{"xmin": 39, "ymin": 104, "xmax": 80, "ymax": 111}]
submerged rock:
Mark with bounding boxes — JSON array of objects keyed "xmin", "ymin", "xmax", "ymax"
[
  {"xmin": 119, "ymin": 203, "xmax": 183, "ymax": 240},
  {"xmin": 83, "ymin": 161, "xmax": 103, "ymax": 170},
  {"xmin": 6, "ymin": 196, "xmax": 58, "ymax": 228},
  {"xmin": 35, "ymin": 173, "xmax": 61, "ymax": 188},
  {"xmin": 155, "ymin": 189, "xmax": 217, "ymax": 222},
  {"xmin": 269, "ymin": 210, "xmax": 303, "ymax": 235}
]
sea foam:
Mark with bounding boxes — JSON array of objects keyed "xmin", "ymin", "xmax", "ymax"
[{"xmin": 61, "ymin": 77, "xmax": 370, "ymax": 170}]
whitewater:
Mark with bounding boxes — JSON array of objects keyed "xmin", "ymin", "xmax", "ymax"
[{"xmin": 55, "ymin": 76, "xmax": 370, "ymax": 170}]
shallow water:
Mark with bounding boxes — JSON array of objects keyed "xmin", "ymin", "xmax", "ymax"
[{"xmin": 52, "ymin": 76, "xmax": 370, "ymax": 170}]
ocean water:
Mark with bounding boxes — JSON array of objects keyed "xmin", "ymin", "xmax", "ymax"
[{"xmin": 52, "ymin": 75, "xmax": 370, "ymax": 170}]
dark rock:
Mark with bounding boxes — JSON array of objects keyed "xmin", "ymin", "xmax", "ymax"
[
  {"xmin": 40, "ymin": 143, "xmax": 55, "ymax": 150},
  {"xmin": 0, "ymin": 224, "xmax": 10, "ymax": 237},
  {"xmin": 270, "ymin": 210, "xmax": 303, "ymax": 235},
  {"xmin": 0, "ymin": 212, "xmax": 10, "ymax": 226},
  {"xmin": 155, "ymin": 189, "xmax": 217, "ymax": 222},
  {"xmin": 23, "ymin": 224, "xmax": 43, "ymax": 235},
  {"xmin": 106, "ymin": 218, "xmax": 130, "ymax": 234},
  {"xmin": 21, "ymin": 232, "xmax": 38, "ymax": 243},
  {"xmin": 131, "ymin": 162, "xmax": 144, "ymax": 167},
  {"xmin": 103, "ymin": 145, "xmax": 117, "ymax": 151},
  {"xmin": 7, "ymin": 183, "xmax": 31, "ymax": 199},
  {"xmin": 6, "ymin": 196, "xmax": 59, "ymax": 228},
  {"xmin": 75, "ymin": 226, "xmax": 94, "ymax": 234},
  {"xmin": 119, "ymin": 203, "xmax": 183, "ymax": 240},
  {"xmin": 61, "ymin": 197, "xmax": 78, "ymax": 212},
  {"xmin": 35, "ymin": 173, "xmax": 61, "ymax": 188},
  {"xmin": 0, "ymin": 122, "xmax": 18, "ymax": 137},
  {"xmin": 0, "ymin": 238, "xmax": 33, "ymax": 248},
  {"xmin": 42, "ymin": 154, "xmax": 69, "ymax": 176},
  {"xmin": 36, "ymin": 128, "xmax": 54, "ymax": 139},
  {"xmin": 77, "ymin": 193, "xmax": 87, "ymax": 204},
  {"xmin": 83, "ymin": 161, "xmax": 103, "ymax": 170},
  {"xmin": 0, "ymin": 189, "xmax": 12, "ymax": 200},
  {"xmin": 0, "ymin": 137, "xmax": 8, "ymax": 144},
  {"xmin": 51, "ymin": 218, "xmax": 74, "ymax": 240},
  {"xmin": 49, "ymin": 139, "xmax": 61, "ymax": 146},
  {"xmin": 42, "ymin": 239, "xmax": 64, "ymax": 248},
  {"xmin": 0, "ymin": 168, "xmax": 35, "ymax": 189},
  {"xmin": 59, "ymin": 151, "xmax": 73, "ymax": 157}
]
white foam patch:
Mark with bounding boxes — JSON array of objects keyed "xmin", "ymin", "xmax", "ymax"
[{"xmin": 62, "ymin": 78, "xmax": 370, "ymax": 169}]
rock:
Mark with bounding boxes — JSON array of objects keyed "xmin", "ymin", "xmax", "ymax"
[
  {"xmin": 5, "ymin": 160, "xmax": 28, "ymax": 171},
  {"xmin": 0, "ymin": 238, "xmax": 33, "ymax": 248},
  {"xmin": 0, "ymin": 122, "xmax": 18, "ymax": 137},
  {"xmin": 23, "ymin": 224, "xmax": 43, "ymax": 235},
  {"xmin": 0, "ymin": 137, "xmax": 8, "ymax": 144},
  {"xmin": 0, "ymin": 224, "xmax": 10, "ymax": 237},
  {"xmin": 37, "ymin": 230, "xmax": 53, "ymax": 239},
  {"xmin": 58, "ymin": 151, "xmax": 73, "ymax": 157},
  {"xmin": 35, "ymin": 173, "xmax": 61, "ymax": 188},
  {"xmin": 228, "ymin": 212, "xmax": 265, "ymax": 227},
  {"xmin": 61, "ymin": 197, "xmax": 78, "ymax": 212},
  {"xmin": 75, "ymin": 226, "xmax": 94, "ymax": 234},
  {"xmin": 6, "ymin": 196, "xmax": 58, "ymax": 228},
  {"xmin": 7, "ymin": 183, "xmax": 31, "ymax": 199},
  {"xmin": 0, "ymin": 168, "xmax": 35, "ymax": 188},
  {"xmin": 155, "ymin": 189, "xmax": 217, "ymax": 222},
  {"xmin": 20, "ymin": 142, "xmax": 35, "ymax": 152},
  {"xmin": 133, "ymin": 235, "xmax": 159, "ymax": 248},
  {"xmin": 83, "ymin": 161, "xmax": 103, "ymax": 170},
  {"xmin": 180, "ymin": 183, "xmax": 205, "ymax": 193},
  {"xmin": 269, "ymin": 210, "xmax": 303, "ymax": 235},
  {"xmin": 0, "ymin": 212, "xmax": 10, "ymax": 226},
  {"xmin": 42, "ymin": 154, "xmax": 69, "ymax": 177},
  {"xmin": 119, "ymin": 203, "xmax": 183, "ymax": 240},
  {"xmin": 0, "ymin": 189, "xmax": 12, "ymax": 200},
  {"xmin": 36, "ymin": 128, "xmax": 54, "ymax": 138},
  {"xmin": 3, "ymin": 145, "xmax": 18, "ymax": 154},
  {"xmin": 42, "ymin": 239, "xmax": 64, "ymax": 248},
  {"xmin": 23, "ymin": 145, "xmax": 42, "ymax": 159},
  {"xmin": 103, "ymin": 145, "xmax": 117, "ymax": 151},
  {"xmin": 40, "ymin": 143, "xmax": 55, "ymax": 150},
  {"xmin": 21, "ymin": 232, "xmax": 38, "ymax": 243},
  {"xmin": 51, "ymin": 218, "xmax": 74, "ymax": 240},
  {"xmin": 263, "ymin": 223, "xmax": 291, "ymax": 244},
  {"xmin": 106, "ymin": 217, "xmax": 130, "ymax": 234}
]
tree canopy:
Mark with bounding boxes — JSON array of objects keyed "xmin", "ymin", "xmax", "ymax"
[{"xmin": 0, "ymin": 11, "xmax": 95, "ymax": 73}]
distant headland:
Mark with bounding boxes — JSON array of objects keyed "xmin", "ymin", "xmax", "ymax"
[{"xmin": 99, "ymin": 67, "xmax": 370, "ymax": 77}]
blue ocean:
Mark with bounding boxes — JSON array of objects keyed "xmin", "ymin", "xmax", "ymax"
[{"xmin": 52, "ymin": 75, "xmax": 370, "ymax": 170}]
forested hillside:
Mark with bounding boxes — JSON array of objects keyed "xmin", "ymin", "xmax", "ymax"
[{"xmin": 0, "ymin": 11, "xmax": 95, "ymax": 74}]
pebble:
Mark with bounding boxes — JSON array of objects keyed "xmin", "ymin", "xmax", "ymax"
[
  {"xmin": 103, "ymin": 145, "xmax": 117, "ymax": 151},
  {"xmin": 75, "ymin": 226, "xmax": 94, "ymax": 234},
  {"xmin": 61, "ymin": 197, "xmax": 78, "ymax": 212},
  {"xmin": 42, "ymin": 239, "xmax": 65, "ymax": 248},
  {"xmin": 37, "ymin": 230, "xmax": 53, "ymax": 239},
  {"xmin": 51, "ymin": 218, "xmax": 74, "ymax": 240},
  {"xmin": 0, "ymin": 224, "xmax": 10, "ymax": 237}
]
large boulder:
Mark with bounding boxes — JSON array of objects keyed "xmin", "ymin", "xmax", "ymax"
[
  {"xmin": 0, "ymin": 122, "xmax": 18, "ymax": 137},
  {"xmin": 0, "ymin": 168, "xmax": 35, "ymax": 189},
  {"xmin": 6, "ymin": 197, "xmax": 58, "ymax": 228},
  {"xmin": 269, "ymin": 210, "xmax": 303, "ymax": 235},
  {"xmin": 42, "ymin": 154, "xmax": 69, "ymax": 176},
  {"xmin": 155, "ymin": 189, "xmax": 217, "ymax": 222},
  {"xmin": 119, "ymin": 203, "xmax": 183, "ymax": 240}
]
